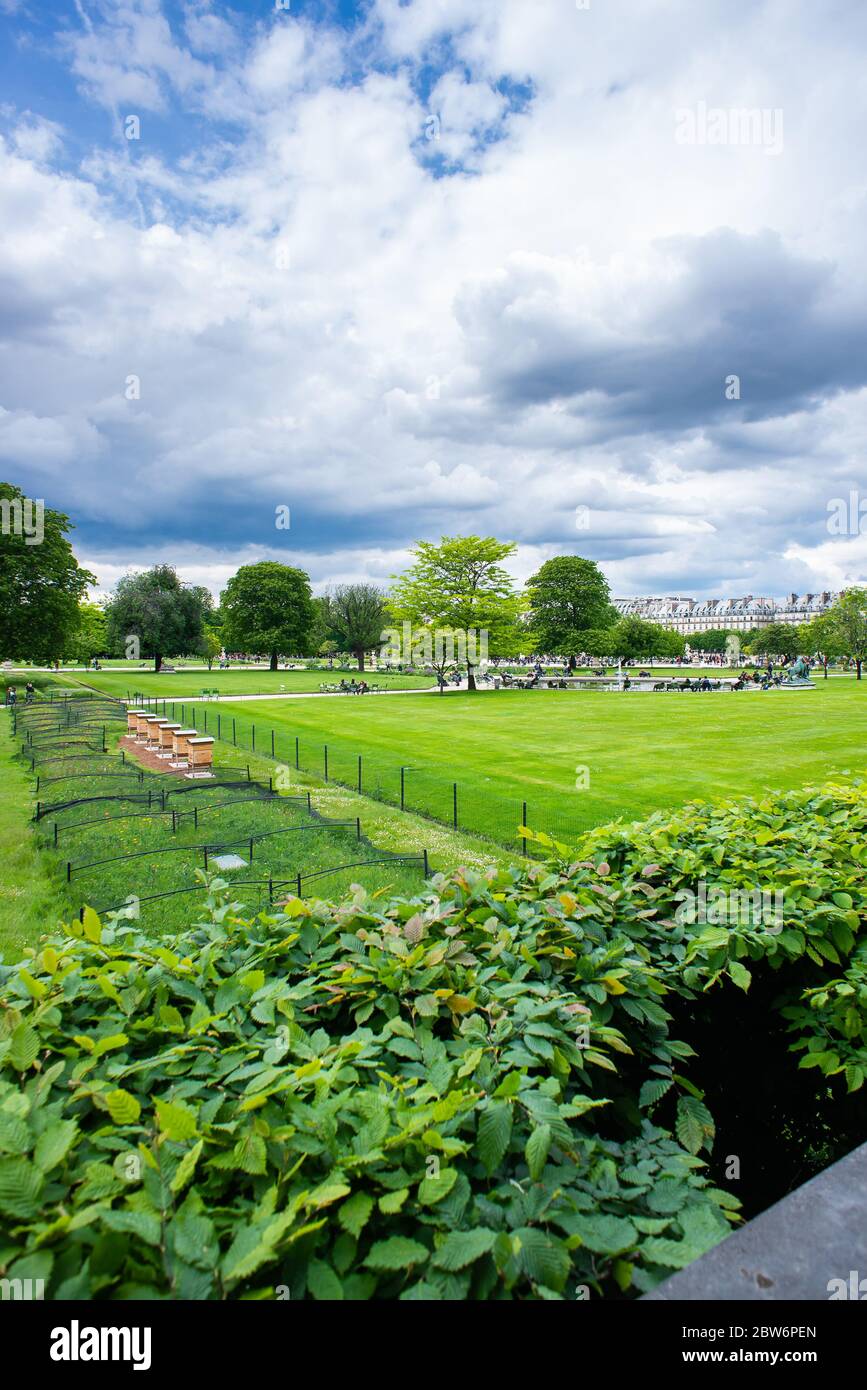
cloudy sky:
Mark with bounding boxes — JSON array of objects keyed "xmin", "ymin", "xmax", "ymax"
[{"xmin": 1, "ymin": 0, "xmax": 866, "ymax": 601}]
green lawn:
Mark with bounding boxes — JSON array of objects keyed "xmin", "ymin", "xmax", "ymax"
[
  {"xmin": 0, "ymin": 714, "xmax": 69, "ymax": 959},
  {"xmin": 54, "ymin": 668, "xmax": 434, "ymax": 700},
  {"xmin": 166, "ymin": 677, "xmax": 867, "ymax": 849}
]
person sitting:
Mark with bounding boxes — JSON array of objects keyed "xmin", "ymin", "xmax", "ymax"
[
  {"xmin": 357, "ymin": 680, "xmax": 369, "ymax": 694},
  {"xmin": 6, "ymin": 686, "xmax": 16, "ymax": 706},
  {"xmin": 699, "ymin": 676, "xmax": 712, "ymax": 691},
  {"xmin": 338, "ymin": 679, "xmax": 349, "ymax": 692},
  {"xmin": 681, "ymin": 678, "xmax": 693, "ymax": 691},
  {"xmin": 24, "ymin": 681, "xmax": 35, "ymax": 703}
]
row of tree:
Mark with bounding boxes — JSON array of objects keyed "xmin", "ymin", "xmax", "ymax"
[{"xmin": 3, "ymin": 482, "xmax": 866, "ymax": 679}]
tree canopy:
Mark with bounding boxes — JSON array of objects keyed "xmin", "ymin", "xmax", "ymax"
[
  {"xmin": 105, "ymin": 565, "xmax": 209, "ymax": 672},
  {"xmin": 325, "ymin": 584, "xmax": 390, "ymax": 672},
  {"xmin": 525, "ymin": 556, "xmax": 615, "ymax": 662},
  {"xmin": 220, "ymin": 561, "xmax": 314, "ymax": 670},
  {"xmin": 391, "ymin": 536, "xmax": 523, "ymax": 690},
  {"xmin": 0, "ymin": 483, "xmax": 94, "ymax": 663}
]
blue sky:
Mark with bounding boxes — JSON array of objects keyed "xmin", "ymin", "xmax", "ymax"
[{"xmin": 1, "ymin": 0, "xmax": 866, "ymax": 601}]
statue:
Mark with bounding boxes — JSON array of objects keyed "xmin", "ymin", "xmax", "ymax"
[{"xmin": 781, "ymin": 655, "xmax": 815, "ymax": 688}]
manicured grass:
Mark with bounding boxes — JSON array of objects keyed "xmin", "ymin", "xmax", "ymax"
[
  {"xmin": 174, "ymin": 677, "xmax": 867, "ymax": 847},
  {"xmin": 0, "ymin": 714, "xmax": 69, "ymax": 960},
  {"xmin": 56, "ymin": 668, "xmax": 434, "ymax": 700}
]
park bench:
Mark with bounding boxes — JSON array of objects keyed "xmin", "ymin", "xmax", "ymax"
[
  {"xmin": 186, "ymin": 737, "xmax": 215, "ymax": 777},
  {"xmin": 200, "ymin": 688, "xmax": 220, "ymax": 701}
]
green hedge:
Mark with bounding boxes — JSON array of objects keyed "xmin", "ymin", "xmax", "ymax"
[{"xmin": 0, "ymin": 775, "xmax": 865, "ymax": 1300}]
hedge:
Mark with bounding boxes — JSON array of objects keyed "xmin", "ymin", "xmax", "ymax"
[{"xmin": 0, "ymin": 775, "xmax": 865, "ymax": 1300}]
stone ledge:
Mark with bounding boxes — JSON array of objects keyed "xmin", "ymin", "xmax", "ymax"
[{"xmin": 643, "ymin": 1141, "xmax": 867, "ymax": 1301}]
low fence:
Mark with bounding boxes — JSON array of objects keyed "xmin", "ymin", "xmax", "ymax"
[
  {"xmin": 66, "ymin": 818, "xmax": 364, "ymax": 882},
  {"xmin": 82, "ymin": 851, "xmax": 430, "ymax": 918}
]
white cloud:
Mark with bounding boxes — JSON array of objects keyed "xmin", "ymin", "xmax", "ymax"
[{"xmin": 1, "ymin": 0, "xmax": 867, "ymax": 600}]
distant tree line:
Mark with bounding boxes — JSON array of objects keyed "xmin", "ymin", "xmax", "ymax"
[{"xmin": 2, "ymin": 479, "xmax": 866, "ymax": 680}]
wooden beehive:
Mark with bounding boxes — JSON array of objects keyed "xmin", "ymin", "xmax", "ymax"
[
  {"xmin": 187, "ymin": 737, "xmax": 214, "ymax": 767},
  {"xmin": 172, "ymin": 729, "xmax": 198, "ymax": 759}
]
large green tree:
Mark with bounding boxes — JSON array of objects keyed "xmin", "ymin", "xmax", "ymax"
[
  {"xmin": 745, "ymin": 623, "xmax": 803, "ymax": 661},
  {"xmin": 691, "ymin": 628, "xmax": 739, "ymax": 655},
  {"xmin": 391, "ymin": 536, "xmax": 523, "ymax": 691},
  {"xmin": 525, "ymin": 556, "xmax": 616, "ymax": 665},
  {"xmin": 220, "ymin": 562, "xmax": 314, "ymax": 670},
  {"xmin": 326, "ymin": 584, "xmax": 390, "ymax": 672},
  {"xmin": 607, "ymin": 616, "xmax": 682, "ymax": 661},
  {"xmin": 105, "ymin": 565, "xmax": 209, "ymax": 672},
  {"xmin": 0, "ymin": 483, "xmax": 94, "ymax": 663},
  {"xmin": 818, "ymin": 589, "xmax": 867, "ymax": 680}
]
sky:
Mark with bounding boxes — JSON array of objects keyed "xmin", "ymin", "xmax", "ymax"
[{"xmin": 1, "ymin": 0, "xmax": 866, "ymax": 602}]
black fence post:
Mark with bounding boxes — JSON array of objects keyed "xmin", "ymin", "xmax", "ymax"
[
  {"xmin": 423, "ymin": 849, "xmax": 429, "ymax": 877},
  {"xmin": 203, "ymin": 846, "xmax": 209, "ymax": 869},
  {"xmin": 218, "ymin": 713, "xmax": 221, "ymax": 739},
  {"xmin": 295, "ymin": 736, "xmax": 299, "ymax": 770},
  {"xmin": 232, "ymin": 717, "xmax": 236, "ymax": 745},
  {"xmin": 296, "ymin": 872, "xmax": 302, "ymax": 898},
  {"xmin": 356, "ymin": 816, "xmax": 361, "ymax": 840},
  {"xmin": 249, "ymin": 837, "xmax": 254, "ymax": 863},
  {"xmin": 53, "ymin": 822, "xmax": 58, "ymax": 848},
  {"xmin": 400, "ymin": 766, "xmax": 406, "ymax": 811},
  {"xmin": 453, "ymin": 783, "xmax": 458, "ymax": 829},
  {"xmin": 358, "ymin": 755, "xmax": 362, "ymax": 793},
  {"xmin": 66, "ymin": 861, "xmax": 71, "ymax": 882},
  {"xmin": 324, "ymin": 745, "xmax": 328, "ymax": 780},
  {"xmin": 522, "ymin": 801, "xmax": 528, "ymax": 857},
  {"xmin": 204, "ymin": 709, "xmax": 208, "ymax": 732},
  {"xmin": 252, "ymin": 725, "xmax": 256, "ymax": 752},
  {"xmin": 271, "ymin": 728, "xmax": 275, "ymax": 758},
  {"xmin": 194, "ymin": 806, "xmax": 198, "ymax": 829}
]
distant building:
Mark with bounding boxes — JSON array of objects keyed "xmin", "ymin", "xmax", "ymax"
[{"xmin": 612, "ymin": 592, "xmax": 839, "ymax": 636}]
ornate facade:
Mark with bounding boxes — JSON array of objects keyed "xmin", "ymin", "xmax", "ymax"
[{"xmin": 612, "ymin": 593, "xmax": 838, "ymax": 635}]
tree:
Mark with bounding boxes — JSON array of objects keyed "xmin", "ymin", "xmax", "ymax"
[
  {"xmin": 391, "ymin": 536, "xmax": 523, "ymax": 691},
  {"xmin": 201, "ymin": 630, "xmax": 222, "ymax": 670},
  {"xmin": 326, "ymin": 584, "xmax": 390, "ymax": 672},
  {"xmin": 220, "ymin": 562, "xmax": 314, "ymax": 670},
  {"xmin": 0, "ymin": 483, "xmax": 95, "ymax": 663},
  {"xmin": 105, "ymin": 565, "xmax": 209, "ymax": 672},
  {"xmin": 745, "ymin": 624, "xmax": 802, "ymax": 661},
  {"xmin": 606, "ymin": 616, "xmax": 675, "ymax": 661},
  {"xmin": 691, "ymin": 628, "xmax": 738, "ymax": 655},
  {"xmin": 65, "ymin": 603, "xmax": 107, "ymax": 665},
  {"xmin": 525, "ymin": 556, "xmax": 616, "ymax": 666},
  {"xmin": 818, "ymin": 589, "xmax": 867, "ymax": 680},
  {"xmin": 801, "ymin": 612, "xmax": 845, "ymax": 680}
]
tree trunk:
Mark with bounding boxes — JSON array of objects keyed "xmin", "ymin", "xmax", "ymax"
[
  {"xmin": 270, "ymin": 652, "xmax": 278, "ymax": 671},
  {"xmin": 823, "ymin": 658, "xmax": 828, "ymax": 679},
  {"xmin": 568, "ymin": 654, "xmax": 576, "ymax": 672},
  {"xmin": 858, "ymin": 660, "xmax": 862, "ymax": 681},
  {"xmin": 467, "ymin": 664, "xmax": 477, "ymax": 691},
  {"xmin": 357, "ymin": 649, "xmax": 365, "ymax": 672},
  {"xmin": 154, "ymin": 653, "xmax": 162, "ymax": 672}
]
